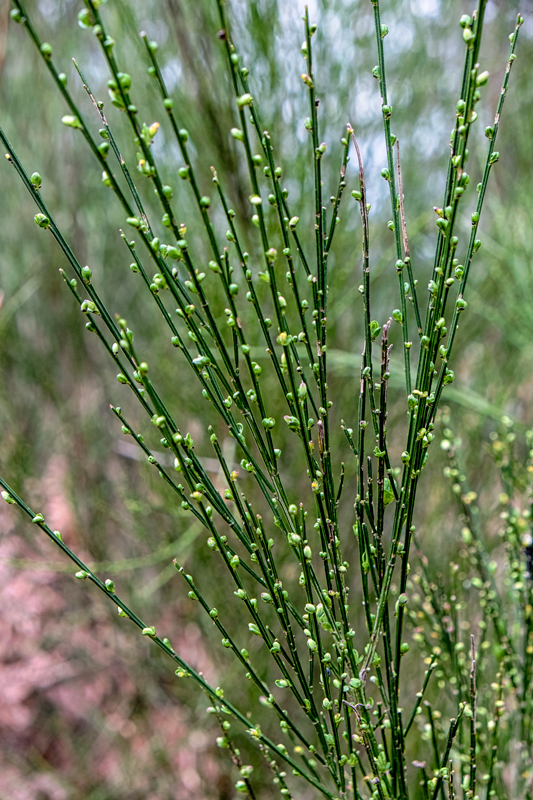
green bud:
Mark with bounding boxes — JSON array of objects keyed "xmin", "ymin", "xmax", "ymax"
[
  {"xmin": 1, "ymin": 491, "xmax": 16, "ymax": 504},
  {"xmin": 10, "ymin": 8, "xmax": 23, "ymax": 22},
  {"xmin": 392, "ymin": 309, "xmax": 403, "ymax": 324},
  {"xmin": 117, "ymin": 72, "xmax": 131, "ymax": 90},
  {"xmin": 231, "ymin": 128, "xmax": 244, "ymax": 141},
  {"xmin": 369, "ymin": 320, "xmax": 381, "ymax": 341},
  {"xmin": 105, "ymin": 578, "xmax": 115, "ymax": 593},
  {"xmin": 40, "ymin": 42, "xmax": 53, "ymax": 59},
  {"xmin": 61, "ymin": 115, "xmax": 82, "ymax": 129},
  {"xmin": 167, "ymin": 246, "xmax": 180, "ymax": 260},
  {"xmin": 34, "ymin": 213, "xmax": 50, "ymax": 228},
  {"xmin": 236, "ymin": 93, "xmax": 253, "ymax": 107},
  {"xmin": 77, "ymin": 8, "xmax": 92, "ymax": 28},
  {"xmin": 31, "ymin": 172, "xmax": 42, "ymax": 189},
  {"xmin": 443, "ymin": 369, "xmax": 455, "ymax": 385}
]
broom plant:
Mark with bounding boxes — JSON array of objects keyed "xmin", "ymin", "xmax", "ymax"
[{"xmin": 0, "ymin": 0, "xmax": 526, "ymax": 796}]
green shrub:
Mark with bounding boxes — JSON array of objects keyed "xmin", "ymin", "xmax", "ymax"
[{"xmin": 1, "ymin": 0, "xmax": 529, "ymax": 797}]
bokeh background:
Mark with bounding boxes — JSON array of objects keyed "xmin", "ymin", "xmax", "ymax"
[{"xmin": 1, "ymin": 0, "xmax": 533, "ymax": 797}]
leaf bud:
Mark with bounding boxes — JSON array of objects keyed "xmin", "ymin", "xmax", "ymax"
[
  {"xmin": 40, "ymin": 42, "xmax": 53, "ymax": 59},
  {"xmin": 392, "ymin": 309, "xmax": 402, "ymax": 323},
  {"xmin": 443, "ymin": 369, "xmax": 455, "ymax": 385},
  {"xmin": 236, "ymin": 92, "xmax": 253, "ymax": 107},
  {"xmin": 231, "ymin": 128, "xmax": 244, "ymax": 141},
  {"xmin": 77, "ymin": 8, "xmax": 92, "ymax": 28},
  {"xmin": 34, "ymin": 213, "xmax": 50, "ymax": 228},
  {"xmin": 369, "ymin": 320, "xmax": 381, "ymax": 341},
  {"xmin": 31, "ymin": 172, "xmax": 42, "ymax": 189},
  {"xmin": 61, "ymin": 115, "xmax": 82, "ymax": 129}
]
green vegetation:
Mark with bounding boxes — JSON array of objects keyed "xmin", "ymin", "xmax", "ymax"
[{"xmin": 1, "ymin": 1, "xmax": 532, "ymax": 797}]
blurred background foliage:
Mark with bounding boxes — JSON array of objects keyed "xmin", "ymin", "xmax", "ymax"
[{"xmin": 1, "ymin": 0, "xmax": 533, "ymax": 797}]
